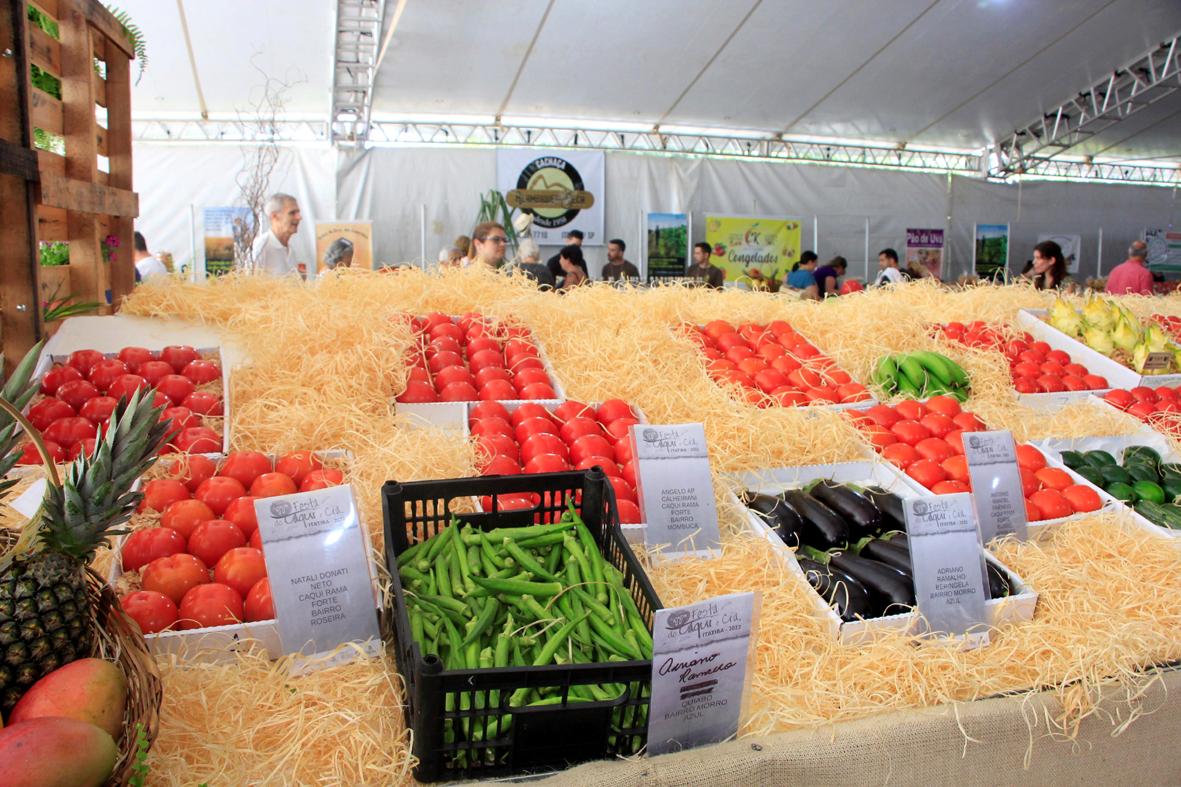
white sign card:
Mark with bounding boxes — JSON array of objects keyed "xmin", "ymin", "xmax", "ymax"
[
  {"xmin": 630, "ymin": 423, "xmax": 721, "ymax": 557},
  {"xmin": 255, "ymin": 484, "xmax": 380, "ymax": 669},
  {"xmin": 903, "ymin": 494, "xmax": 990, "ymax": 648},
  {"xmin": 962, "ymin": 430, "xmax": 1029, "ymax": 542},
  {"xmin": 8, "ymin": 478, "xmax": 46, "ymax": 519},
  {"xmin": 648, "ymin": 592, "xmax": 759, "ymax": 755}
]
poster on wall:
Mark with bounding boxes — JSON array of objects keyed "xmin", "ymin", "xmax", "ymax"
[
  {"xmin": 496, "ymin": 149, "xmax": 605, "ymax": 245},
  {"xmin": 203, "ymin": 207, "xmax": 252, "ymax": 278},
  {"xmin": 973, "ymin": 223, "xmax": 1009, "ymax": 279},
  {"xmin": 905, "ymin": 228, "xmax": 944, "ymax": 280},
  {"xmin": 1144, "ymin": 228, "xmax": 1181, "ymax": 269},
  {"xmin": 1037, "ymin": 233, "xmax": 1081, "ymax": 274},
  {"xmin": 315, "ymin": 222, "xmax": 373, "ymax": 273},
  {"xmin": 703, "ymin": 215, "xmax": 802, "ymax": 284},
  {"xmin": 646, "ymin": 212, "xmax": 690, "ymax": 278}
]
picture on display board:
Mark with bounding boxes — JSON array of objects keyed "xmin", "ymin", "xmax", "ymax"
[
  {"xmin": 704, "ymin": 215, "xmax": 801, "ymax": 284},
  {"xmin": 315, "ymin": 222, "xmax": 374, "ymax": 272},
  {"xmin": 1144, "ymin": 228, "xmax": 1181, "ymax": 269},
  {"xmin": 973, "ymin": 223, "xmax": 1009, "ymax": 278},
  {"xmin": 905, "ymin": 228, "xmax": 944, "ymax": 280},
  {"xmin": 203, "ymin": 207, "xmax": 253, "ymax": 278},
  {"xmin": 496, "ymin": 149, "xmax": 605, "ymax": 245},
  {"xmin": 1037, "ymin": 233, "xmax": 1081, "ymax": 274},
  {"xmin": 646, "ymin": 212, "xmax": 689, "ymax": 278}
]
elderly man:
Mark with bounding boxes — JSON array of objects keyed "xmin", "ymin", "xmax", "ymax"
[
  {"xmin": 251, "ymin": 193, "xmax": 302, "ymax": 276},
  {"xmin": 1105, "ymin": 240, "xmax": 1154, "ymax": 295}
]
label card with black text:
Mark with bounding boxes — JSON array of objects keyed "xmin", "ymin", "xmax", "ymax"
[
  {"xmin": 631, "ymin": 423, "xmax": 720, "ymax": 558},
  {"xmin": 903, "ymin": 494, "xmax": 990, "ymax": 648},
  {"xmin": 255, "ymin": 485, "xmax": 380, "ymax": 669},
  {"xmin": 962, "ymin": 430, "xmax": 1029, "ymax": 542},
  {"xmin": 648, "ymin": 592, "xmax": 758, "ymax": 755}
]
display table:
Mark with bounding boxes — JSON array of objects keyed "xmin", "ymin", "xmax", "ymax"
[{"xmin": 542, "ymin": 667, "xmax": 1181, "ymax": 785}]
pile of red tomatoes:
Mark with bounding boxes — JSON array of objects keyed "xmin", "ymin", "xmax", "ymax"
[{"xmin": 935, "ymin": 322, "xmax": 1109, "ymax": 394}]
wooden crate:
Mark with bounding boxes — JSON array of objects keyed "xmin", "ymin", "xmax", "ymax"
[{"xmin": 0, "ymin": 0, "xmax": 138, "ymax": 371}]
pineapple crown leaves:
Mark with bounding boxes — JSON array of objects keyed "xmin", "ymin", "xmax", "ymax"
[
  {"xmin": 0, "ymin": 341, "xmax": 48, "ymax": 496},
  {"xmin": 40, "ymin": 387, "xmax": 172, "ymax": 560}
]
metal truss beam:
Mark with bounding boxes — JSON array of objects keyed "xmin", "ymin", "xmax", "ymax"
[
  {"xmin": 992, "ymin": 33, "xmax": 1181, "ymax": 178},
  {"xmin": 1008, "ymin": 156, "xmax": 1181, "ymax": 187},
  {"xmin": 330, "ymin": 0, "xmax": 385, "ymax": 143},
  {"xmin": 133, "ymin": 118, "xmax": 330, "ymax": 143}
]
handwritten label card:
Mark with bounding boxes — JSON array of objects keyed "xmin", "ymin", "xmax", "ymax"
[
  {"xmin": 255, "ymin": 484, "xmax": 380, "ymax": 668},
  {"xmin": 648, "ymin": 592, "xmax": 758, "ymax": 755},
  {"xmin": 631, "ymin": 423, "xmax": 721, "ymax": 557},
  {"xmin": 903, "ymin": 494, "xmax": 990, "ymax": 648},
  {"xmin": 962, "ymin": 430, "xmax": 1029, "ymax": 542}
]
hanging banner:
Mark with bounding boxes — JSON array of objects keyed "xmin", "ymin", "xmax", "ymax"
[
  {"xmin": 203, "ymin": 207, "xmax": 252, "ymax": 278},
  {"xmin": 703, "ymin": 215, "xmax": 801, "ymax": 284},
  {"xmin": 646, "ymin": 212, "xmax": 690, "ymax": 278},
  {"xmin": 496, "ymin": 149, "xmax": 605, "ymax": 245},
  {"xmin": 315, "ymin": 222, "xmax": 374, "ymax": 273},
  {"xmin": 1037, "ymin": 233, "xmax": 1082, "ymax": 275},
  {"xmin": 973, "ymin": 223, "xmax": 1009, "ymax": 279},
  {"xmin": 905, "ymin": 228, "xmax": 944, "ymax": 280}
]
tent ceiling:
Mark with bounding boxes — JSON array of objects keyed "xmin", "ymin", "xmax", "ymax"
[{"xmin": 124, "ymin": 0, "xmax": 1181, "ymax": 166}]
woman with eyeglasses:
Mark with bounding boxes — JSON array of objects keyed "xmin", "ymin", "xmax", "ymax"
[{"xmin": 471, "ymin": 222, "xmax": 509, "ymax": 268}]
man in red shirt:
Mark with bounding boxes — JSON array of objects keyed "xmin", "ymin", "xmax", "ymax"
[{"xmin": 1105, "ymin": 241, "xmax": 1153, "ymax": 295}]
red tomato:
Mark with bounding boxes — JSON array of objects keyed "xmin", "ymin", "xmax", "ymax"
[
  {"xmin": 142, "ymin": 553, "xmax": 210, "ymax": 605},
  {"xmin": 56, "ymin": 380, "xmax": 100, "ymax": 410},
  {"xmin": 513, "ymin": 367, "xmax": 552, "ymax": 388},
  {"xmin": 273, "ymin": 451, "xmax": 322, "ymax": 485},
  {"xmin": 178, "ymin": 583, "xmax": 244, "ymax": 630},
  {"xmin": 121, "ymin": 590, "xmax": 178, "ymax": 634},
  {"xmin": 1130, "ymin": 386, "xmax": 1159, "ymax": 403},
  {"xmin": 434, "ymin": 366, "xmax": 474, "ymax": 389},
  {"xmin": 772, "ymin": 388, "xmax": 810, "ymax": 406},
  {"xmin": 214, "ymin": 547, "xmax": 268, "ymax": 598},
  {"xmin": 137, "ymin": 360, "xmax": 175, "ymax": 387},
  {"xmin": 141, "ymin": 478, "xmax": 191, "ymax": 512},
  {"xmin": 771, "ymin": 355, "xmax": 802, "ymax": 375},
  {"xmin": 882, "ymin": 442, "xmax": 921, "ymax": 469},
  {"xmin": 519, "ymin": 383, "xmax": 557, "ymax": 400},
  {"xmin": 1029, "ymin": 489, "xmax": 1072, "ymax": 520},
  {"xmin": 924, "ymin": 395, "xmax": 962, "ymax": 418},
  {"xmin": 894, "ymin": 399, "xmax": 926, "ymax": 421},
  {"xmin": 120, "ymin": 526, "xmax": 187, "ymax": 571},
  {"xmin": 466, "ymin": 336, "xmax": 501, "ymax": 355},
  {"xmin": 43, "ymin": 416, "xmax": 97, "ymax": 448},
  {"xmin": 474, "ymin": 366, "xmax": 513, "ymax": 388},
  {"xmin": 1013, "ymin": 361, "xmax": 1041, "ymax": 379},
  {"xmin": 510, "ymin": 404, "xmax": 553, "ymax": 427},
  {"xmin": 174, "ymin": 427, "xmax": 221, "ymax": 454},
  {"xmin": 837, "ymin": 383, "xmax": 869, "ymax": 403},
  {"xmin": 1082, "ymin": 374, "xmax": 1109, "ymax": 389},
  {"xmin": 864, "ymin": 405, "xmax": 902, "ymax": 428},
  {"xmin": 520, "ymin": 433, "xmax": 569, "ymax": 464},
  {"xmin": 480, "ymin": 494, "xmax": 538, "ymax": 513},
  {"xmin": 105, "ymin": 375, "xmax": 148, "ymax": 402},
  {"xmin": 223, "ymin": 496, "xmax": 259, "ymax": 538},
  {"xmin": 1026, "ymin": 498, "xmax": 1043, "ymax": 522},
  {"xmin": 1126, "ymin": 401, "xmax": 1156, "ymax": 420},
  {"xmin": 596, "ymin": 399, "xmax": 635, "ymax": 425},
  {"xmin": 481, "ymin": 455, "xmax": 522, "ymax": 476},
  {"xmin": 515, "ymin": 416, "xmax": 558, "ymax": 444},
  {"xmin": 250, "ymin": 472, "xmax": 298, "ymax": 498},
  {"xmin": 471, "ymin": 401, "xmax": 511, "ymax": 421},
  {"xmin": 245, "ymin": 578, "xmax": 274, "ymax": 622},
  {"xmin": 919, "ymin": 412, "xmax": 955, "ymax": 439},
  {"xmin": 66, "ymin": 438, "xmax": 98, "ymax": 461},
  {"xmin": 300, "ymin": 468, "xmax": 344, "ymax": 491},
  {"xmin": 156, "ymin": 374, "xmax": 196, "ymax": 405},
  {"xmin": 475, "ymin": 433, "xmax": 518, "ymax": 462},
  {"xmin": 1063, "ymin": 484, "xmax": 1102, "ymax": 513},
  {"xmin": 39, "ymin": 364, "xmax": 83, "ymax": 395},
  {"xmin": 161, "ymin": 407, "xmax": 201, "ymax": 437},
  {"xmin": 616, "ymin": 499, "xmax": 643, "ymax": 524},
  {"xmin": 397, "ymin": 381, "xmax": 438, "ymax": 403},
  {"xmin": 161, "ymin": 499, "xmax": 216, "ymax": 539},
  {"xmin": 619, "ymin": 460, "xmax": 638, "ymax": 488},
  {"xmin": 1020, "ymin": 466, "xmax": 1041, "ymax": 497},
  {"xmin": 182, "ymin": 359, "xmax": 221, "ymax": 385},
  {"xmin": 67, "ymin": 349, "xmax": 104, "ymax": 376},
  {"xmin": 615, "ymin": 439, "xmax": 635, "ymax": 465},
  {"xmin": 188, "ymin": 519, "xmax": 247, "ymax": 568},
  {"xmin": 570, "ymin": 434, "xmax": 616, "ymax": 464},
  {"xmin": 87, "ymin": 359, "xmax": 129, "ymax": 392},
  {"xmin": 219, "ymin": 451, "xmax": 272, "ymax": 488},
  {"xmin": 1013, "ymin": 377, "xmax": 1039, "ymax": 394},
  {"xmin": 524, "ymin": 453, "xmax": 570, "ymax": 474},
  {"xmin": 941, "ymin": 454, "xmax": 970, "ymax": 483},
  {"xmin": 468, "ymin": 349, "xmax": 505, "ymax": 373},
  {"xmin": 439, "ymin": 381, "xmax": 479, "ymax": 402},
  {"xmin": 1034, "ymin": 467, "xmax": 1073, "ymax": 491},
  {"xmin": 508, "ymin": 355, "xmax": 545, "ymax": 373},
  {"xmin": 1039, "ymin": 361, "xmax": 1065, "ymax": 377},
  {"xmin": 906, "ymin": 459, "xmax": 949, "ymax": 489},
  {"xmin": 478, "ymin": 379, "xmax": 518, "ymax": 400},
  {"xmin": 915, "ymin": 437, "xmax": 955, "ymax": 463},
  {"xmin": 931, "ymin": 480, "xmax": 971, "ymax": 495},
  {"xmin": 15, "ymin": 439, "xmax": 64, "ymax": 465},
  {"xmin": 605, "ymin": 418, "xmax": 640, "ymax": 444},
  {"xmin": 606, "ymin": 475, "xmax": 637, "ymax": 504},
  {"xmin": 952, "ymin": 412, "xmax": 986, "ymax": 432},
  {"xmin": 117, "ymin": 346, "xmax": 154, "ymax": 372},
  {"xmin": 559, "ymin": 417, "xmax": 602, "ymax": 444},
  {"xmin": 28, "ymin": 398, "xmax": 75, "ymax": 431},
  {"xmin": 575, "ymin": 456, "xmax": 618, "ymax": 473},
  {"xmin": 79, "ymin": 396, "xmax": 118, "ymax": 424},
  {"xmin": 182, "ymin": 391, "xmax": 223, "ymax": 416},
  {"xmin": 861, "ymin": 424, "xmax": 898, "ymax": 449},
  {"xmin": 1036, "ymin": 375, "xmax": 1067, "ymax": 394},
  {"xmin": 195, "ymin": 476, "xmax": 247, "ymax": 516},
  {"xmin": 1015, "ymin": 444, "xmax": 1046, "ymax": 472},
  {"xmin": 944, "ymin": 430, "xmax": 965, "ymax": 456},
  {"xmin": 890, "ymin": 419, "xmax": 932, "ymax": 446},
  {"xmin": 160, "ymin": 346, "xmax": 200, "ymax": 374}
]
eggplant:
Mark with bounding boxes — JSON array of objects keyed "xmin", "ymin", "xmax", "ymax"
[
  {"xmin": 808, "ymin": 481, "xmax": 881, "ymax": 539},
  {"xmin": 827, "ymin": 551, "xmax": 916, "ymax": 615},
  {"xmin": 862, "ymin": 486, "xmax": 907, "ymax": 532},
  {"xmin": 986, "ymin": 561, "xmax": 1011, "ymax": 599},
  {"xmin": 797, "ymin": 557, "xmax": 874, "ymax": 621},
  {"xmin": 860, "ymin": 537, "xmax": 911, "ymax": 575},
  {"xmin": 783, "ymin": 489, "xmax": 849, "ymax": 550},
  {"xmin": 743, "ymin": 492, "xmax": 804, "ymax": 546}
]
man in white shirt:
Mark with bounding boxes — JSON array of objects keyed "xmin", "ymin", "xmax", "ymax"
[
  {"xmin": 250, "ymin": 193, "xmax": 302, "ymax": 276},
  {"xmin": 133, "ymin": 231, "xmax": 168, "ymax": 281},
  {"xmin": 875, "ymin": 248, "xmax": 903, "ymax": 286}
]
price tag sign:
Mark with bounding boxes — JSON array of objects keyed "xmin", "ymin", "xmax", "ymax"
[
  {"xmin": 631, "ymin": 424, "xmax": 721, "ymax": 557},
  {"xmin": 648, "ymin": 592, "xmax": 758, "ymax": 755},
  {"xmin": 8, "ymin": 478, "xmax": 46, "ymax": 519},
  {"xmin": 903, "ymin": 494, "xmax": 990, "ymax": 648},
  {"xmin": 255, "ymin": 484, "xmax": 380, "ymax": 669},
  {"xmin": 962, "ymin": 430, "xmax": 1029, "ymax": 542},
  {"xmin": 1144, "ymin": 351, "xmax": 1173, "ymax": 372}
]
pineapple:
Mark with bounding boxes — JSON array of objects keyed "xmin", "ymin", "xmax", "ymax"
[{"xmin": 0, "ymin": 348, "xmax": 170, "ymax": 713}]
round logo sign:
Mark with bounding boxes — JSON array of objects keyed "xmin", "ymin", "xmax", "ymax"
[{"xmin": 516, "ymin": 156, "xmax": 586, "ymax": 229}]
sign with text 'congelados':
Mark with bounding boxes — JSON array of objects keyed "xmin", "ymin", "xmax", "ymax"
[{"xmin": 631, "ymin": 423, "xmax": 721, "ymax": 558}]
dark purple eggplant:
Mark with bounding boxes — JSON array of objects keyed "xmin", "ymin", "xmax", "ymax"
[
  {"xmin": 862, "ymin": 486, "xmax": 907, "ymax": 532},
  {"xmin": 860, "ymin": 537, "xmax": 911, "ymax": 575},
  {"xmin": 797, "ymin": 557, "xmax": 874, "ymax": 621},
  {"xmin": 743, "ymin": 492, "xmax": 804, "ymax": 546},
  {"xmin": 827, "ymin": 551, "xmax": 915, "ymax": 615},
  {"xmin": 783, "ymin": 489, "xmax": 849, "ymax": 550},
  {"xmin": 809, "ymin": 481, "xmax": 881, "ymax": 539}
]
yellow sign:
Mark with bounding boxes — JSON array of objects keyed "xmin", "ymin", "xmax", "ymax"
[
  {"xmin": 315, "ymin": 222, "xmax": 373, "ymax": 273},
  {"xmin": 704, "ymin": 215, "xmax": 801, "ymax": 283}
]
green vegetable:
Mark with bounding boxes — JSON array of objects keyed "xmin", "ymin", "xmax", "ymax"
[
  {"xmin": 1099, "ymin": 465, "xmax": 1133, "ymax": 486},
  {"xmin": 1125, "ymin": 463, "xmax": 1161, "ymax": 485},
  {"xmin": 1105, "ymin": 481, "xmax": 1136, "ymax": 502},
  {"xmin": 1133, "ymin": 480, "xmax": 1166, "ymax": 504},
  {"xmin": 1074, "ymin": 466, "xmax": 1105, "ymax": 487},
  {"xmin": 1123, "ymin": 446, "xmax": 1161, "ymax": 467},
  {"xmin": 1083, "ymin": 450, "xmax": 1118, "ymax": 468},
  {"xmin": 1059, "ymin": 450, "xmax": 1086, "ymax": 470}
]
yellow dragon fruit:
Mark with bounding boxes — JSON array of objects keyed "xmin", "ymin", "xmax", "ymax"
[
  {"xmin": 1083, "ymin": 322, "xmax": 1115, "ymax": 356},
  {"xmin": 1111, "ymin": 313, "xmax": 1141, "ymax": 355},
  {"xmin": 1048, "ymin": 297, "xmax": 1083, "ymax": 337},
  {"xmin": 1143, "ymin": 321, "xmax": 1171, "ymax": 352},
  {"xmin": 1082, "ymin": 293, "xmax": 1116, "ymax": 333}
]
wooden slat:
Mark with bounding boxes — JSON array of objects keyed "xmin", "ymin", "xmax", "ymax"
[
  {"xmin": 95, "ymin": 168, "xmax": 106, "ymax": 185},
  {"xmin": 0, "ymin": 138, "xmax": 39, "ymax": 181},
  {"xmin": 90, "ymin": 30, "xmax": 104, "ymax": 61},
  {"xmin": 79, "ymin": 0, "xmax": 132, "ymax": 58},
  {"xmin": 28, "ymin": 22, "xmax": 60, "ymax": 75},
  {"xmin": 30, "ymin": 0, "xmax": 59, "ymax": 18},
  {"xmin": 38, "ymin": 172, "xmax": 137, "ymax": 216},
  {"xmin": 67, "ymin": 209, "xmax": 109, "ymax": 314},
  {"xmin": 58, "ymin": 2, "xmax": 95, "ymax": 182},
  {"xmin": 95, "ymin": 122, "xmax": 106, "ymax": 157},
  {"xmin": 105, "ymin": 46, "xmax": 133, "ymax": 303},
  {"xmin": 37, "ymin": 147, "xmax": 65, "ymax": 175},
  {"xmin": 93, "ymin": 70, "xmax": 105, "ymax": 107},
  {"xmin": 37, "ymin": 204, "xmax": 67, "ymax": 240},
  {"xmin": 30, "ymin": 87, "xmax": 62, "ymax": 134}
]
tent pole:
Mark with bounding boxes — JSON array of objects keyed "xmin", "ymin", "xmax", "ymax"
[
  {"xmin": 864, "ymin": 217, "xmax": 870, "ymax": 282},
  {"xmin": 420, "ymin": 204, "xmax": 427, "ymax": 270}
]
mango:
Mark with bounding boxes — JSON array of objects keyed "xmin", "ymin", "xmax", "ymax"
[
  {"xmin": 0, "ymin": 717, "xmax": 117, "ymax": 787},
  {"xmin": 8, "ymin": 658, "xmax": 127, "ymax": 739}
]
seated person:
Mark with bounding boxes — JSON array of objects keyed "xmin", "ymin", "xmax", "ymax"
[{"xmin": 687, "ymin": 242, "xmax": 724, "ymax": 289}]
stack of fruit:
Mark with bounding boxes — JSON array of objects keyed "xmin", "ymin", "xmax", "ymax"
[
  {"xmin": 871, "ymin": 351, "xmax": 970, "ymax": 400},
  {"xmin": 679, "ymin": 320, "xmax": 870, "ymax": 406},
  {"xmin": 1099, "ymin": 387, "xmax": 1181, "ymax": 436},
  {"xmin": 396, "ymin": 313, "xmax": 559, "ymax": 403},
  {"xmin": 116, "ymin": 450, "xmax": 342, "ymax": 634},
  {"xmin": 1046, "ymin": 295, "xmax": 1181, "ymax": 374},
  {"xmin": 1056, "ymin": 446, "xmax": 1181, "ymax": 530},
  {"xmin": 27, "ymin": 345, "xmax": 224, "ymax": 463},
  {"xmin": 470, "ymin": 399, "xmax": 643, "ymax": 524},
  {"xmin": 847, "ymin": 397, "xmax": 1101, "ymax": 521},
  {"xmin": 935, "ymin": 321, "xmax": 1110, "ymax": 394}
]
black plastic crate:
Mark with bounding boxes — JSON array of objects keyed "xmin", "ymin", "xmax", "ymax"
[{"xmin": 381, "ymin": 469, "xmax": 662, "ymax": 782}]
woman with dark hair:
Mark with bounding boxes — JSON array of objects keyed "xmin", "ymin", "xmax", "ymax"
[
  {"xmin": 557, "ymin": 244, "xmax": 589, "ymax": 291},
  {"xmin": 1023, "ymin": 240, "xmax": 1073, "ymax": 291},
  {"xmin": 814, "ymin": 256, "xmax": 847, "ymax": 297}
]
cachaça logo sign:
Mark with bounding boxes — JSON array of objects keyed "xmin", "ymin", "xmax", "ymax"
[{"xmin": 506, "ymin": 156, "xmax": 595, "ymax": 228}]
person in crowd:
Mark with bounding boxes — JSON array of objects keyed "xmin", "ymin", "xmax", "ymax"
[
  {"xmin": 1022, "ymin": 240, "xmax": 1074, "ymax": 292},
  {"xmin": 506, "ymin": 238, "xmax": 556, "ymax": 289},
  {"xmin": 875, "ymin": 248, "xmax": 903, "ymax": 286},
  {"xmin": 785, "ymin": 252, "xmax": 819, "ymax": 299},
  {"xmin": 470, "ymin": 222, "xmax": 508, "ymax": 268},
  {"xmin": 557, "ymin": 244, "xmax": 589, "ymax": 292},
  {"xmin": 323, "ymin": 238, "xmax": 354, "ymax": 270},
  {"xmin": 453, "ymin": 235, "xmax": 472, "ymax": 266},
  {"xmin": 438, "ymin": 246, "xmax": 464, "ymax": 267},
  {"xmin": 601, "ymin": 238, "xmax": 639, "ymax": 282},
  {"xmin": 814, "ymin": 256, "xmax": 847, "ymax": 297},
  {"xmin": 687, "ymin": 242, "xmax": 725, "ymax": 289},
  {"xmin": 547, "ymin": 229, "xmax": 584, "ymax": 280},
  {"xmin": 905, "ymin": 257, "xmax": 934, "ymax": 281},
  {"xmin": 133, "ymin": 231, "xmax": 168, "ymax": 282},
  {"xmin": 1105, "ymin": 240, "xmax": 1153, "ymax": 295},
  {"xmin": 251, "ymin": 193, "xmax": 302, "ymax": 276}
]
